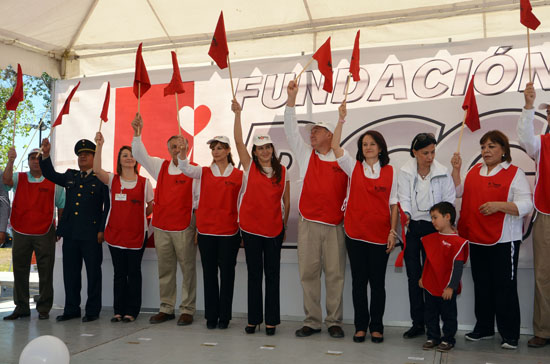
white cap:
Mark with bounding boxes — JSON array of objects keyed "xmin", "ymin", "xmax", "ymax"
[
  {"xmin": 305, "ymin": 121, "xmax": 336, "ymax": 134},
  {"xmin": 206, "ymin": 135, "xmax": 231, "ymax": 146},
  {"xmin": 28, "ymin": 148, "xmax": 41, "ymax": 156},
  {"xmin": 252, "ymin": 135, "xmax": 273, "ymax": 146},
  {"xmin": 538, "ymin": 103, "xmax": 550, "ymax": 110}
]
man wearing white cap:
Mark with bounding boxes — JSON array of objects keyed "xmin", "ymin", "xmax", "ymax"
[
  {"xmin": 2, "ymin": 147, "xmax": 65, "ymax": 320},
  {"xmin": 518, "ymin": 82, "xmax": 550, "ymax": 348},
  {"xmin": 284, "ymin": 80, "xmax": 348, "ymax": 338},
  {"xmin": 131, "ymin": 113, "xmax": 198, "ymax": 326}
]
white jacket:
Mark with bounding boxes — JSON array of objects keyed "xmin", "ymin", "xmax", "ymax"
[{"xmin": 397, "ymin": 158, "xmax": 456, "ymax": 222}]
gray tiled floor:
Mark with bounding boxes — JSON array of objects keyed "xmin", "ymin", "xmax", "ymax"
[{"xmin": 2, "ymin": 307, "xmax": 549, "ymax": 364}]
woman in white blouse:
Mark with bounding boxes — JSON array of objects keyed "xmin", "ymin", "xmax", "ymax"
[
  {"xmin": 397, "ymin": 132, "xmax": 456, "ymax": 339},
  {"xmin": 332, "ymin": 103, "xmax": 398, "ymax": 343},
  {"xmin": 451, "ymin": 130, "xmax": 533, "ymax": 350}
]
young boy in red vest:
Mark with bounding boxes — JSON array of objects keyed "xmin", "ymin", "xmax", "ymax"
[{"xmin": 419, "ymin": 202, "xmax": 468, "ymax": 352}]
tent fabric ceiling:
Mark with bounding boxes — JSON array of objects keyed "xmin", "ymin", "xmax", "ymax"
[{"xmin": 1, "ymin": 0, "xmax": 550, "ymax": 79}]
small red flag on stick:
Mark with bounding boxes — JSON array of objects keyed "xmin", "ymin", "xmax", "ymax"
[
  {"xmin": 456, "ymin": 76, "xmax": 479, "ymax": 153},
  {"xmin": 520, "ymin": 0, "xmax": 540, "ymax": 30},
  {"xmin": 134, "ymin": 43, "xmax": 151, "ymax": 112},
  {"xmin": 98, "ymin": 82, "xmax": 110, "ymax": 132},
  {"xmin": 394, "ymin": 203, "xmax": 408, "ymax": 268},
  {"xmin": 165, "ymin": 51, "xmax": 186, "ymax": 135},
  {"xmin": 6, "ymin": 64, "xmax": 24, "ymax": 111},
  {"xmin": 349, "ymin": 31, "xmax": 361, "ymax": 82},
  {"xmin": 312, "ymin": 37, "xmax": 334, "ymax": 93},
  {"xmin": 52, "ymin": 82, "xmax": 81, "ymax": 128},
  {"xmin": 164, "ymin": 52, "xmax": 185, "ymax": 96},
  {"xmin": 208, "ymin": 12, "xmax": 229, "ymax": 69}
]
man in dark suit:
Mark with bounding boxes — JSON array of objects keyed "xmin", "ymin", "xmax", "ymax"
[{"xmin": 39, "ymin": 138, "xmax": 109, "ymax": 322}]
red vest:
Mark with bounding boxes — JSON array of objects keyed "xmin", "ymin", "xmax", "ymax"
[
  {"xmin": 152, "ymin": 160, "xmax": 194, "ymax": 231},
  {"xmin": 196, "ymin": 166, "xmax": 243, "ymax": 236},
  {"xmin": 458, "ymin": 163, "xmax": 518, "ymax": 245},
  {"xmin": 239, "ymin": 163, "xmax": 286, "ymax": 237},
  {"xmin": 421, "ymin": 232, "xmax": 468, "ymax": 297},
  {"xmin": 104, "ymin": 175, "xmax": 147, "ymax": 249},
  {"xmin": 11, "ymin": 173, "xmax": 55, "ymax": 235},
  {"xmin": 534, "ymin": 134, "xmax": 550, "ymax": 214},
  {"xmin": 298, "ymin": 151, "xmax": 348, "ymax": 225},
  {"xmin": 345, "ymin": 162, "xmax": 393, "ymax": 244}
]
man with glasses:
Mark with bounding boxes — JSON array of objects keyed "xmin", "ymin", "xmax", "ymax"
[{"xmin": 517, "ymin": 82, "xmax": 550, "ymax": 348}]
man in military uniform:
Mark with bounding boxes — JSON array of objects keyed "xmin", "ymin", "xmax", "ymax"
[{"xmin": 39, "ymin": 138, "xmax": 109, "ymax": 322}]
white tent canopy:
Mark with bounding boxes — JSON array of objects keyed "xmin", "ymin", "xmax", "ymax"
[{"xmin": 1, "ymin": 0, "xmax": 550, "ymax": 79}]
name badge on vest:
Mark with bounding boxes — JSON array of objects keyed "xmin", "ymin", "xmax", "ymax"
[{"xmin": 115, "ymin": 193, "xmax": 127, "ymax": 201}]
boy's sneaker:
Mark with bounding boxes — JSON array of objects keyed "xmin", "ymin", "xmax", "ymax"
[
  {"xmin": 422, "ymin": 340, "xmax": 438, "ymax": 350},
  {"xmin": 437, "ymin": 341, "xmax": 454, "ymax": 352},
  {"xmin": 501, "ymin": 339, "xmax": 518, "ymax": 350},
  {"xmin": 465, "ymin": 332, "xmax": 495, "ymax": 341}
]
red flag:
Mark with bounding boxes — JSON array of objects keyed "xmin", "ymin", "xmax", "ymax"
[
  {"xmin": 462, "ymin": 75, "xmax": 480, "ymax": 132},
  {"xmin": 208, "ymin": 11, "xmax": 229, "ymax": 69},
  {"xmin": 349, "ymin": 31, "xmax": 361, "ymax": 82},
  {"xmin": 133, "ymin": 43, "xmax": 151, "ymax": 98},
  {"xmin": 520, "ymin": 0, "xmax": 540, "ymax": 30},
  {"xmin": 52, "ymin": 82, "xmax": 80, "ymax": 128},
  {"xmin": 100, "ymin": 82, "xmax": 110, "ymax": 122},
  {"xmin": 5, "ymin": 64, "xmax": 24, "ymax": 111},
  {"xmin": 312, "ymin": 37, "xmax": 333, "ymax": 93},
  {"xmin": 394, "ymin": 203, "xmax": 408, "ymax": 268},
  {"xmin": 164, "ymin": 51, "xmax": 186, "ymax": 96}
]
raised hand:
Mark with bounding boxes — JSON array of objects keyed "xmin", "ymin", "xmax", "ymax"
[
  {"xmin": 338, "ymin": 102, "xmax": 347, "ymax": 121},
  {"xmin": 94, "ymin": 132, "xmax": 104, "ymax": 147},
  {"xmin": 287, "ymin": 80, "xmax": 298, "ymax": 107},
  {"xmin": 231, "ymin": 99, "xmax": 242, "ymax": 115},
  {"xmin": 524, "ymin": 82, "xmax": 536, "ymax": 110},
  {"xmin": 7, "ymin": 147, "xmax": 16, "ymax": 162},
  {"xmin": 131, "ymin": 112, "xmax": 143, "ymax": 136}
]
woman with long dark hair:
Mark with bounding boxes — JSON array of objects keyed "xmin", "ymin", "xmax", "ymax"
[
  {"xmin": 232, "ymin": 100, "xmax": 290, "ymax": 336},
  {"xmin": 452, "ymin": 130, "xmax": 532, "ymax": 349},
  {"xmin": 332, "ymin": 103, "xmax": 397, "ymax": 343},
  {"xmin": 397, "ymin": 132, "xmax": 455, "ymax": 339},
  {"xmin": 93, "ymin": 132, "xmax": 154, "ymax": 322},
  {"xmin": 177, "ymin": 135, "xmax": 243, "ymax": 330}
]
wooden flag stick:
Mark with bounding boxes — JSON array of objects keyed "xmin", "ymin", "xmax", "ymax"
[
  {"xmin": 295, "ymin": 58, "xmax": 315, "ymax": 83},
  {"xmin": 456, "ymin": 109, "xmax": 469, "ymax": 154},
  {"xmin": 12, "ymin": 107, "xmax": 17, "ymax": 146},
  {"xmin": 138, "ymin": 83, "xmax": 141, "ymax": 113},
  {"xmin": 527, "ymin": 28, "xmax": 532, "ymax": 83},
  {"xmin": 227, "ymin": 54, "xmax": 236, "ymax": 100},
  {"xmin": 98, "ymin": 119, "xmax": 103, "ymax": 132},
  {"xmin": 175, "ymin": 93, "xmax": 182, "ymax": 135},
  {"xmin": 343, "ymin": 73, "xmax": 352, "ymax": 103}
]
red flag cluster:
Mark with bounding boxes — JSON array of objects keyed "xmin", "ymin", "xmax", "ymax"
[
  {"xmin": 520, "ymin": 0, "xmax": 540, "ymax": 30},
  {"xmin": 5, "ymin": 64, "xmax": 24, "ymax": 111},
  {"xmin": 208, "ymin": 11, "xmax": 229, "ymax": 69},
  {"xmin": 462, "ymin": 76, "xmax": 480, "ymax": 132},
  {"xmin": 164, "ymin": 51, "xmax": 185, "ymax": 96},
  {"xmin": 52, "ymin": 82, "xmax": 81, "ymax": 128},
  {"xmin": 312, "ymin": 37, "xmax": 334, "ymax": 93},
  {"xmin": 100, "ymin": 82, "xmax": 110, "ymax": 122}
]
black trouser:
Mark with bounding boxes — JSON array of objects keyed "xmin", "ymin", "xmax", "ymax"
[
  {"xmin": 12, "ymin": 225, "xmax": 56, "ymax": 314},
  {"xmin": 108, "ymin": 238, "xmax": 146, "ymax": 318},
  {"xmin": 197, "ymin": 232, "xmax": 241, "ymax": 324},
  {"xmin": 242, "ymin": 230, "xmax": 283, "ymax": 326},
  {"xmin": 425, "ymin": 290, "xmax": 458, "ymax": 345},
  {"xmin": 62, "ymin": 237, "xmax": 103, "ymax": 316},
  {"xmin": 470, "ymin": 241, "xmax": 521, "ymax": 341},
  {"xmin": 404, "ymin": 220, "xmax": 436, "ymax": 328},
  {"xmin": 345, "ymin": 236, "xmax": 389, "ymax": 333}
]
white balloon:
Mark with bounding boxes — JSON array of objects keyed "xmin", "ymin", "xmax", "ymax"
[{"xmin": 19, "ymin": 335, "xmax": 70, "ymax": 364}]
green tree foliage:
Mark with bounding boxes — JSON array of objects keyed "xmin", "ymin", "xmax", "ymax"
[{"xmin": 0, "ymin": 65, "xmax": 53, "ymax": 167}]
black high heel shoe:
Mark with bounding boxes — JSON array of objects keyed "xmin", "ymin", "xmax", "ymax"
[
  {"xmin": 245, "ymin": 324, "xmax": 260, "ymax": 334},
  {"xmin": 265, "ymin": 326, "xmax": 276, "ymax": 336}
]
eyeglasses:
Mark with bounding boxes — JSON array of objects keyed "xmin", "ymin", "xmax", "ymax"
[{"xmin": 412, "ymin": 133, "xmax": 436, "ymax": 150}]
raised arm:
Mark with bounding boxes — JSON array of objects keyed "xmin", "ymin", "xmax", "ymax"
[
  {"xmin": 332, "ymin": 103, "xmax": 346, "ymax": 158},
  {"xmin": 2, "ymin": 147, "xmax": 16, "ymax": 187},
  {"xmin": 177, "ymin": 144, "xmax": 202, "ymax": 179},
  {"xmin": 450, "ymin": 152, "xmax": 462, "ymax": 187},
  {"xmin": 232, "ymin": 99, "xmax": 251, "ymax": 170},
  {"xmin": 130, "ymin": 113, "xmax": 164, "ymax": 180},
  {"xmin": 93, "ymin": 132, "xmax": 110, "ymax": 185},
  {"xmin": 39, "ymin": 138, "xmax": 68, "ymax": 187},
  {"xmin": 284, "ymin": 80, "xmax": 312, "ymax": 172},
  {"xmin": 517, "ymin": 82, "xmax": 540, "ymax": 159}
]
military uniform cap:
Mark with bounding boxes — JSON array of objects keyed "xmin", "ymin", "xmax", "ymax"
[{"xmin": 74, "ymin": 139, "xmax": 96, "ymax": 155}]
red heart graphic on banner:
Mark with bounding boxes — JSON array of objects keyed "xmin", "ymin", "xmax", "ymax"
[{"xmin": 194, "ymin": 105, "xmax": 211, "ymax": 136}]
